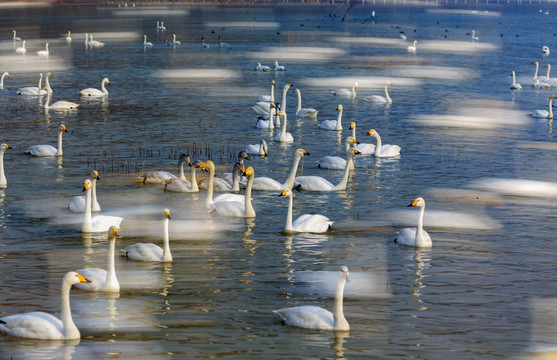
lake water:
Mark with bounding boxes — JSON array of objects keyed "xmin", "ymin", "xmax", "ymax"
[{"xmin": 1, "ymin": 1, "xmax": 557, "ymax": 359}]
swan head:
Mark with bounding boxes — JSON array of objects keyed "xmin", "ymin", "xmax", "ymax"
[
  {"xmin": 346, "ymin": 136, "xmax": 359, "ymax": 145},
  {"xmin": 1, "ymin": 143, "xmax": 12, "ymax": 151},
  {"xmin": 163, "ymin": 208, "xmax": 171, "ymax": 220},
  {"xmin": 348, "ymin": 148, "xmax": 361, "ymax": 156},
  {"xmin": 103, "ymin": 78, "xmax": 111, "ymax": 85},
  {"xmin": 108, "ymin": 226, "xmax": 119, "ymax": 239},
  {"xmin": 272, "ymin": 80, "xmax": 276, "ymax": 86},
  {"xmin": 179, "ymin": 153, "xmax": 188, "ymax": 165},
  {"xmin": 92, "ymin": 170, "xmax": 100, "ymax": 180},
  {"xmin": 191, "ymin": 159, "xmax": 204, "ymax": 169},
  {"xmin": 243, "ymin": 166, "xmax": 254, "ymax": 177},
  {"xmin": 82, "ymin": 178, "xmax": 92, "ymax": 192},
  {"xmin": 408, "ymin": 197, "xmax": 426, "ymax": 208},
  {"xmin": 386, "ymin": 81, "xmax": 392, "ymax": 86},
  {"xmin": 295, "ymin": 148, "xmax": 310, "ymax": 157},
  {"xmin": 65, "ymin": 271, "xmax": 89, "ymax": 286},
  {"xmin": 238, "ymin": 151, "xmax": 250, "ymax": 162},
  {"xmin": 349, "ymin": 122, "xmax": 356, "ymax": 130},
  {"xmin": 279, "ymin": 189, "xmax": 293, "ymax": 198},
  {"xmin": 59, "ymin": 124, "xmax": 67, "ymax": 133},
  {"xmin": 367, "ymin": 129, "xmax": 377, "ymax": 136},
  {"xmin": 198, "ymin": 160, "xmax": 215, "ymax": 172},
  {"xmin": 337, "ymin": 104, "xmax": 343, "ymax": 111},
  {"xmin": 339, "ymin": 265, "xmax": 349, "ymax": 279}
]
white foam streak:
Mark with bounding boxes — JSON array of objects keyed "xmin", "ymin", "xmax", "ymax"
[
  {"xmin": 154, "ymin": 69, "xmax": 239, "ymax": 81},
  {"xmin": 248, "ymin": 46, "xmax": 346, "ymax": 62}
]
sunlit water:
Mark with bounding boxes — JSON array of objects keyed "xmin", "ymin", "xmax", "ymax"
[{"xmin": 0, "ymin": 2, "xmax": 557, "ymax": 359}]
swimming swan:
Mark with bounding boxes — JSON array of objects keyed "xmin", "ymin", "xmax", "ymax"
[
  {"xmin": 254, "ymin": 62, "xmax": 271, "ymax": 72},
  {"xmin": 273, "ymin": 266, "xmax": 349, "ymax": 331},
  {"xmin": 120, "ymin": 209, "xmax": 172, "ymax": 262},
  {"xmin": 295, "ymin": 88, "xmax": 319, "ymax": 118},
  {"xmin": 12, "ymin": 29, "xmax": 21, "ymax": 42},
  {"xmin": 256, "ymin": 103, "xmax": 276, "ymax": 129},
  {"xmin": 510, "ymin": 71, "xmax": 522, "ymax": 90},
  {"xmin": 26, "ymin": 124, "xmax": 67, "ymax": 157},
  {"xmin": 279, "ymin": 188, "xmax": 333, "ymax": 233},
  {"xmin": 17, "ymin": 73, "xmax": 47, "ymax": 96},
  {"xmin": 319, "ymin": 105, "xmax": 343, "ymax": 131},
  {"xmin": 245, "ymin": 139, "xmax": 268, "ymax": 157},
  {"xmin": 0, "ymin": 271, "xmax": 89, "ymax": 340},
  {"xmin": 257, "ymin": 80, "xmax": 275, "ymax": 103},
  {"xmin": 529, "ymin": 94, "xmax": 555, "ymax": 119},
  {"xmin": 88, "ymin": 34, "xmax": 104, "ymax": 48},
  {"xmin": 0, "ymin": 72, "xmax": 9, "ymax": 89},
  {"xmin": 69, "ymin": 170, "xmax": 101, "ymax": 212},
  {"xmin": 366, "ymin": 129, "xmax": 401, "ymax": 158},
  {"xmin": 15, "ymin": 40, "xmax": 26, "ymax": 54},
  {"xmin": 81, "ymin": 179, "xmax": 123, "ymax": 233},
  {"xmin": 66, "ymin": 30, "xmax": 72, "ymax": 42},
  {"xmin": 274, "ymin": 111, "xmax": 294, "ymax": 143},
  {"xmin": 349, "ymin": 122, "xmax": 375, "ymax": 155},
  {"xmin": 211, "ymin": 166, "xmax": 256, "ymax": 218},
  {"xmin": 407, "ymin": 40, "xmax": 418, "ymax": 53},
  {"xmin": 80, "ymin": 77, "xmax": 110, "ymax": 97},
  {"xmin": 471, "ymin": 30, "xmax": 479, "ymax": 41},
  {"xmin": 295, "ymin": 149, "xmax": 359, "ymax": 191},
  {"xmin": 332, "ymin": 82, "xmax": 357, "ymax": 98},
  {"xmin": 36, "ymin": 43, "xmax": 49, "ymax": 56},
  {"xmin": 251, "ymin": 148, "xmax": 310, "ymax": 191},
  {"xmin": 143, "ymin": 35, "xmax": 153, "ymax": 47},
  {"xmin": 364, "ymin": 81, "xmax": 392, "ymax": 104},
  {"xmin": 165, "ymin": 157, "xmax": 202, "ymax": 193},
  {"xmin": 74, "ymin": 226, "xmax": 120, "ymax": 292},
  {"xmin": 44, "ymin": 74, "xmax": 79, "ymax": 111},
  {"xmin": 317, "ymin": 137, "xmax": 358, "ymax": 170},
  {"xmin": 171, "ymin": 33, "xmax": 181, "ymax": 46},
  {"xmin": 273, "ymin": 60, "xmax": 285, "ymax": 71},
  {"xmin": 543, "ymin": 45, "xmax": 550, "ymax": 56},
  {"xmin": 0, "ymin": 143, "xmax": 12, "ymax": 188},
  {"xmin": 395, "ymin": 197, "xmax": 432, "ymax": 248}
]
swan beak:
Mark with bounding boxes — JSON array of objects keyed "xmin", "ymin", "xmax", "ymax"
[
  {"xmin": 278, "ymin": 190, "xmax": 288, "ymax": 197},
  {"xmin": 82, "ymin": 183, "xmax": 89, "ymax": 192},
  {"xmin": 263, "ymin": 149, "xmax": 268, "ymax": 157},
  {"xmin": 337, "ymin": 105, "xmax": 342, "ymax": 111},
  {"xmin": 367, "ymin": 130, "xmax": 374, "ymax": 136},
  {"xmin": 407, "ymin": 199, "xmax": 419, "ymax": 207},
  {"xmin": 76, "ymin": 273, "xmax": 90, "ymax": 283},
  {"xmin": 353, "ymin": 149, "xmax": 361, "ymax": 155},
  {"xmin": 349, "ymin": 122, "xmax": 355, "ymax": 130},
  {"xmin": 3, "ymin": 144, "xmax": 11, "ymax": 150},
  {"xmin": 164, "ymin": 210, "xmax": 171, "ymax": 219},
  {"xmin": 61, "ymin": 125, "xmax": 67, "ymax": 133},
  {"xmin": 301, "ymin": 149, "xmax": 310, "ymax": 156}
]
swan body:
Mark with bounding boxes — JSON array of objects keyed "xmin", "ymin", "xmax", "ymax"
[
  {"xmin": 254, "ymin": 84, "xmax": 291, "ymax": 116},
  {"xmin": 143, "ymin": 35, "xmax": 153, "ymax": 47},
  {"xmin": 255, "ymin": 105, "xmax": 277, "ymax": 129},
  {"xmin": 254, "ymin": 62, "xmax": 271, "ymax": 72},
  {"xmin": 529, "ymin": 95, "xmax": 555, "ymax": 119},
  {"xmin": 295, "ymin": 149, "xmax": 359, "ymax": 192},
  {"xmin": 26, "ymin": 124, "xmax": 67, "ymax": 157},
  {"xmin": 367, "ymin": 129, "xmax": 401, "ymax": 158},
  {"xmin": 245, "ymin": 139, "xmax": 268, "ymax": 157},
  {"xmin": 66, "ymin": 30, "xmax": 72, "ymax": 42},
  {"xmin": 543, "ymin": 45, "xmax": 550, "ymax": 56},
  {"xmin": 349, "ymin": 122, "xmax": 375, "ymax": 155},
  {"xmin": 295, "ymin": 88, "xmax": 318, "ymax": 118},
  {"xmin": 251, "ymin": 148, "xmax": 309, "ymax": 191},
  {"xmin": 88, "ymin": 34, "xmax": 104, "ymax": 47},
  {"xmin": 201, "ymin": 37, "xmax": 209, "ymax": 48},
  {"xmin": 218, "ymin": 35, "xmax": 227, "ymax": 48},
  {"xmin": 12, "ymin": 29, "xmax": 21, "ymax": 41},
  {"xmin": 332, "ymin": 82, "xmax": 357, "ymax": 98},
  {"xmin": 44, "ymin": 74, "xmax": 79, "ymax": 110},
  {"xmin": 0, "ymin": 143, "xmax": 12, "ymax": 188},
  {"xmin": 80, "ymin": 77, "xmax": 110, "ymax": 96},
  {"xmin": 0, "ymin": 271, "xmax": 89, "ymax": 340},
  {"xmin": 279, "ymin": 188, "xmax": 333, "ymax": 233},
  {"xmin": 17, "ymin": 73, "xmax": 47, "ymax": 96},
  {"xmin": 81, "ymin": 179, "xmax": 123, "ymax": 233},
  {"xmin": 319, "ymin": 104, "xmax": 343, "ymax": 131},
  {"xmin": 407, "ymin": 40, "xmax": 418, "ymax": 53},
  {"xmin": 165, "ymin": 156, "xmax": 201, "ymax": 193},
  {"xmin": 257, "ymin": 80, "xmax": 275, "ymax": 103},
  {"xmin": 0, "ymin": 72, "xmax": 9, "ymax": 89},
  {"xmin": 211, "ymin": 167, "xmax": 255, "ymax": 218},
  {"xmin": 69, "ymin": 170, "xmax": 101, "ymax": 212},
  {"xmin": 121, "ymin": 209, "xmax": 172, "ymax": 262},
  {"xmin": 274, "ymin": 111, "xmax": 294, "ymax": 143},
  {"xmin": 15, "ymin": 40, "xmax": 26, "ymax": 54},
  {"xmin": 364, "ymin": 81, "xmax": 392, "ymax": 104},
  {"xmin": 273, "ymin": 266, "xmax": 349, "ymax": 331},
  {"xmin": 510, "ymin": 71, "xmax": 522, "ymax": 90},
  {"xmin": 74, "ymin": 227, "xmax": 120, "ymax": 292},
  {"xmin": 471, "ymin": 30, "xmax": 479, "ymax": 41},
  {"xmin": 171, "ymin": 33, "xmax": 180, "ymax": 46},
  {"xmin": 317, "ymin": 136, "xmax": 358, "ymax": 170},
  {"xmin": 37, "ymin": 43, "xmax": 49, "ymax": 56},
  {"xmin": 273, "ymin": 60, "xmax": 285, "ymax": 71},
  {"xmin": 395, "ymin": 197, "xmax": 432, "ymax": 248}
]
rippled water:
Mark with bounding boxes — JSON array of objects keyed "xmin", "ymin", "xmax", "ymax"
[{"xmin": 1, "ymin": 2, "xmax": 557, "ymax": 359}]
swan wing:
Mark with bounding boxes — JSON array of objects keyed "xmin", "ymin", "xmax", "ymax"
[
  {"xmin": 273, "ymin": 306, "xmax": 334, "ymax": 330},
  {"xmin": 121, "ymin": 243, "xmax": 163, "ymax": 261},
  {"xmin": 26, "ymin": 145, "xmax": 57, "ymax": 157},
  {"xmin": 245, "ymin": 144, "xmax": 260, "ymax": 154},
  {"xmin": 212, "ymin": 201, "xmax": 245, "ymax": 217},
  {"xmin": 297, "ymin": 108, "xmax": 319, "ymax": 118},
  {"xmin": 529, "ymin": 110, "xmax": 549, "ymax": 118},
  {"xmin": 80, "ymin": 88, "xmax": 104, "ymax": 96},
  {"xmin": 139, "ymin": 171, "xmax": 177, "ymax": 184},
  {"xmin": 165, "ymin": 179, "xmax": 193, "ymax": 193},
  {"xmin": 364, "ymin": 95, "xmax": 387, "ymax": 104},
  {"xmin": 0, "ymin": 312, "xmax": 63, "ymax": 339},
  {"xmin": 252, "ymin": 177, "xmax": 284, "ymax": 191},
  {"xmin": 294, "ymin": 176, "xmax": 335, "ymax": 192},
  {"xmin": 200, "ymin": 177, "xmax": 232, "ymax": 192},
  {"xmin": 256, "ymin": 118, "xmax": 271, "ymax": 129},
  {"xmin": 317, "ymin": 156, "xmax": 346, "ymax": 170},
  {"xmin": 50, "ymin": 101, "xmax": 79, "ymax": 110},
  {"xmin": 379, "ymin": 144, "xmax": 401, "ymax": 157},
  {"xmin": 318, "ymin": 120, "xmax": 338, "ymax": 130},
  {"xmin": 356, "ymin": 143, "xmax": 376, "ymax": 155},
  {"xmin": 331, "ymin": 89, "xmax": 351, "ymax": 96},
  {"xmin": 292, "ymin": 214, "xmax": 333, "ymax": 233},
  {"xmin": 212, "ymin": 193, "xmax": 244, "ymax": 203},
  {"xmin": 90, "ymin": 215, "xmax": 123, "ymax": 233},
  {"xmin": 17, "ymin": 87, "xmax": 43, "ymax": 96},
  {"xmin": 73, "ymin": 268, "xmax": 107, "ymax": 291},
  {"xmin": 68, "ymin": 195, "xmax": 86, "ymax": 212}
]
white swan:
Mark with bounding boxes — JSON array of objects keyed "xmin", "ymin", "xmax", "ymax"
[
  {"xmin": 542, "ymin": 64, "xmax": 557, "ymax": 86},
  {"xmin": 80, "ymin": 77, "xmax": 110, "ymax": 97},
  {"xmin": 295, "ymin": 88, "xmax": 318, "ymax": 119},
  {"xmin": 317, "ymin": 137, "xmax": 358, "ymax": 170},
  {"xmin": 349, "ymin": 122, "xmax": 375, "ymax": 155},
  {"xmin": 157, "ymin": 21, "xmax": 166, "ymax": 31},
  {"xmin": 201, "ymin": 37, "xmax": 209, "ymax": 48},
  {"xmin": 256, "ymin": 103, "xmax": 276, "ymax": 129},
  {"xmin": 137, "ymin": 154, "xmax": 192, "ymax": 184},
  {"xmin": 295, "ymin": 149, "xmax": 359, "ymax": 192},
  {"xmin": 211, "ymin": 167, "xmax": 256, "ymax": 218},
  {"xmin": 395, "ymin": 197, "xmax": 432, "ymax": 248},
  {"xmin": 120, "ymin": 209, "xmax": 172, "ymax": 262},
  {"xmin": 245, "ymin": 139, "xmax": 268, "ymax": 157},
  {"xmin": 26, "ymin": 124, "xmax": 67, "ymax": 157},
  {"xmin": 510, "ymin": 71, "xmax": 522, "ymax": 90},
  {"xmin": 279, "ymin": 188, "xmax": 333, "ymax": 233},
  {"xmin": 12, "ymin": 29, "xmax": 21, "ymax": 41},
  {"xmin": 273, "ymin": 266, "xmax": 349, "ymax": 331},
  {"xmin": 332, "ymin": 82, "xmax": 357, "ymax": 98},
  {"xmin": 471, "ymin": 29, "xmax": 479, "ymax": 41},
  {"xmin": 257, "ymin": 80, "xmax": 275, "ymax": 103},
  {"xmin": 17, "ymin": 73, "xmax": 47, "ymax": 96},
  {"xmin": 81, "ymin": 178, "xmax": 123, "ymax": 233},
  {"xmin": 172, "ymin": 33, "xmax": 180, "ymax": 46},
  {"xmin": 319, "ymin": 104, "xmax": 343, "ymax": 131},
  {"xmin": 529, "ymin": 94, "xmax": 555, "ymax": 119},
  {"xmin": 143, "ymin": 35, "xmax": 153, "ymax": 47},
  {"xmin": 366, "ymin": 129, "xmax": 401, "ymax": 158},
  {"xmin": 273, "ymin": 60, "xmax": 285, "ymax": 71},
  {"xmin": 66, "ymin": 30, "xmax": 72, "ymax": 42},
  {"xmin": 251, "ymin": 148, "xmax": 310, "ymax": 191},
  {"xmin": 0, "ymin": 271, "xmax": 89, "ymax": 340},
  {"xmin": 364, "ymin": 81, "xmax": 392, "ymax": 104},
  {"xmin": 532, "ymin": 61, "xmax": 544, "ymax": 87},
  {"xmin": 0, "ymin": 143, "xmax": 12, "ymax": 188},
  {"xmin": 407, "ymin": 40, "xmax": 418, "ymax": 53},
  {"xmin": 543, "ymin": 45, "xmax": 550, "ymax": 56},
  {"xmin": 44, "ymin": 74, "xmax": 79, "ymax": 111},
  {"xmin": 74, "ymin": 226, "xmax": 120, "ymax": 292},
  {"xmin": 254, "ymin": 84, "xmax": 292, "ymax": 116},
  {"xmin": 274, "ymin": 111, "xmax": 294, "ymax": 143},
  {"xmin": 254, "ymin": 62, "xmax": 271, "ymax": 72},
  {"xmin": 15, "ymin": 40, "xmax": 26, "ymax": 54},
  {"xmin": 218, "ymin": 35, "xmax": 227, "ymax": 48},
  {"xmin": 165, "ymin": 157, "xmax": 202, "ymax": 193},
  {"xmin": 0, "ymin": 72, "xmax": 9, "ymax": 90},
  {"xmin": 37, "ymin": 43, "xmax": 49, "ymax": 56},
  {"xmin": 69, "ymin": 170, "xmax": 101, "ymax": 212},
  {"xmin": 88, "ymin": 34, "xmax": 104, "ymax": 48}
]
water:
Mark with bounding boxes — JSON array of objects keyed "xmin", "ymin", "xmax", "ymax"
[{"xmin": 1, "ymin": 1, "xmax": 557, "ymax": 359}]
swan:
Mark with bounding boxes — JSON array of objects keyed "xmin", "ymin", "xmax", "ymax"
[
  {"xmin": 273, "ymin": 60, "xmax": 285, "ymax": 71},
  {"xmin": 198, "ymin": 160, "xmax": 218, "ymax": 208},
  {"xmin": 26, "ymin": 124, "xmax": 67, "ymax": 157},
  {"xmin": 274, "ymin": 111, "xmax": 294, "ymax": 143},
  {"xmin": 143, "ymin": 35, "xmax": 153, "ymax": 47},
  {"xmin": 17, "ymin": 73, "xmax": 47, "ymax": 96},
  {"xmin": 364, "ymin": 81, "xmax": 392, "ymax": 104},
  {"xmin": 245, "ymin": 139, "xmax": 268, "ymax": 157},
  {"xmin": 532, "ymin": 61, "xmax": 544, "ymax": 86},
  {"xmin": 471, "ymin": 29, "xmax": 479, "ymax": 41},
  {"xmin": 15, "ymin": 40, "xmax": 26, "ymax": 54},
  {"xmin": 80, "ymin": 77, "xmax": 110, "ymax": 97},
  {"xmin": 218, "ymin": 35, "xmax": 227, "ymax": 48},
  {"xmin": 165, "ymin": 157, "xmax": 203, "ymax": 193},
  {"xmin": 279, "ymin": 188, "xmax": 333, "ymax": 233},
  {"xmin": 171, "ymin": 33, "xmax": 180, "ymax": 46},
  {"xmin": 318, "ymin": 104, "xmax": 344, "ymax": 131},
  {"xmin": 74, "ymin": 226, "xmax": 120, "ymax": 292},
  {"xmin": 88, "ymin": 34, "xmax": 104, "ymax": 47},
  {"xmin": 12, "ymin": 29, "xmax": 21, "ymax": 41},
  {"xmin": 69, "ymin": 170, "xmax": 101, "ymax": 212},
  {"xmin": 273, "ymin": 266, "xmax": 349, "ymax": 331},
  {"xmin": 137, "ymin": 154, "xmax": 194, "ymax": 184},
  {"xmin": 294, "ymin": 149, "xmax": 359, "ymax": 192},
  {"xmin": 295, "ymin": 88, "xmax": 318, "ymax": 118},
  {"xmin": 331, "ymin": 82, "xmax": 357, "ymax": 98},
  {"xmin": 395, "ymin": 197, "xmax": 432, "ymax": 248},
  {"xmin": 44, "ymin": 74, "xmax": 79, "ymax": 111},
  {"xmin": 541, "ymin": 64, "xmax": 557, "ymax": 86},
  {"xmin": 211, "ymin": 166, "xmax": 255, "ymax": 218},
  {"xmin": 210, "ymin": 162, "xmax": 246, "ymax": 202},
  {"xmin": 199, "ymin": 152, "xmax": 249, "ymax": 192},
  {"xmin": 0, "ymin": 143, "xmax": 12, "ymax": 188},
  {"xmin": 529, "ymin": 94, "xmax": 556, "ymax": 119},
  {"xmin": 157, "ymin": 21, "xmax": 166, "ymax": 31},
  {"xmin": 258, "ymin": 80, "xmax": 275, "ymax": 103},
  {"xmin": 366, "ymin": 129, "xmax": 401, "ymax": 158},
  {"xmin": 0, "ymin": 271, "xmax": 89, "ymax": 340},
  {"xmin": 37, "ymin": 43, "xmax": 49, "ymax": 56},
  {"xmin": 66, "ymin": 30, "xmax": 72, "ymax": 42},
  {"xmin": 510, "ymin": 71, "xmax": 522, "ymax": 90},
  {"xmin": 251, "ymin": 148, "xmax": 310, "ymax": 191},
  {"xmin": 255, "ymin": 103, "xmax": 277, "ymax": 129},
  {"xmin": 254, "ymin": 62, "xmax": 271, "ymax": 72},
  {"xmin": 349, "ymin": 122, "xmax": 375, "ymax": 155},
  {"xmin": 254, "ymin": 84, "xmax": 292, "ymax": 116},
  {"xmin": 120, "ymin": 209, "xmax": 172, "ymax": 262},
  {"xmin": 81, "ymin": 178, "xmax": 123, "ymax": 233},
  {"xmin": 317, "ymin": 136, "xmax": 358, "ymax": 170},
  {"xmin": 543, "ymin": 45, "xmax": 550, "ymax": 56},
  {"xmin": 201, "ymin": 37, "xmax": 209, "ymax": 48},
  {"xmin": 407, "ymin": 40, "xmax": 418, "ymax": 53},
  {"xmin": 0, "ymin": 72, "xmax": 9, "ymax": 90}
]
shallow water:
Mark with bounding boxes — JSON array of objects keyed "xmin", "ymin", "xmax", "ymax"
[{"xmin": 1, "ymin": 1, "xmax": 557, "ymax": 359}]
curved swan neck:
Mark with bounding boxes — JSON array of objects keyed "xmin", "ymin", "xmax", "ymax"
[
  {"xmin": 385, "ymin": 84, "xmax": 392, "ymax": 103},
  {"xmin": 106, "ymin": 236, "xmax": 119, "ymax": 291},
  {"xmin": 82, "ymin": 185, "xmax": 92, "ymax": 232},
  {"xmin": 336, "ymin": 107, "xmax": 343, "ymax": 130},
  {"xmin": 162, "ymin": 217, "xmax": 172, "ymax": 262},
  {"xmin": 296, "ymin": 88, "xmax": 302, "ymax": 113},
  {"xmin": 60, "ymin": 277, "xmax": 79, "ymax": 339},
  {"xmin": 245, "ymin": 172, "xmax": 255, "ymax": 218},
  {"xmin": 0, "ymin": 149, "xmax": 6, "ymax": 187},
  {"xmin": 283, "ymin": 152, "xmax": 302, "ymax": 189},
  {"xmin": 178, "ymin": 160, "xmax": 186, "ymax": 180},
  {"xmin": 190, "ymin": 165, "xmax": 199, "ymax": 192},
  {"xmin": 334, "ymin": 153, "xmax": 353, "ymax": 191},
  {"xmin": 57, "ymin": 129, "xmax": 64, "ymax": 156},
  {"xmin": 285, "ymin": 192, "xmax": 293, "ymax": 231},
  {"xmin": 101, "ymin": 79, "xmax": 108, "ymax": 94},
  {"xmin": 333, "ymin": 275, "xmax": 349, "ymax": 331},
  {"xmin": 281, "ymin": 85, "xmax": 290, "ymax": 112}
]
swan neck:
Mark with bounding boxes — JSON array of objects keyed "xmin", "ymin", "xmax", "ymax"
[
  {"xmin": 270, "ymin": 82, "xmax": 275, "ymax": 103},
  {"xmin": 245, "ymin": 173, "xmax": 255, "ymax": 218},
  {"xmin": 91, "ymin": 178, "xmax": 100, "ymax": 211},
  {"xmin": 232, "ymin": 166, "xmax": 240, "ymax": 192},
  {"xmin": 269, "ymin": 106, "xmax": 275, "ymax": 129},
  {"xmin": 280, "ymin": 112, "xmax": 288, "ymax": 139},
  {"xmin": 178, "ymin": 161, "xmax": 186, "ymax": 180},
  {"xmin": 205, "ymin": 165, "xmax": 214, "ymax": 208},
  {"xmin": 285, "ymin": 193, "xmax": 293, "ymax": 231},
  {"xmin": 56, "ymin": 129, "xmax": 63, "ymax": 156},
  {"xmin": 281, "ymin": 86, "xmax": 288, "ymax": 112},
  {"xmin": 82, "ymin": 186, "xmax": 92, "ymax": 232},
  {"xmin": 352, "ymin": 84, "xmax": 357, "ymax": 98},
  {"xmin": 106, "ymin": 236, "xmax": 119, "ymax": 291},
  {"xmin": 373, "ymin": 133, "xmax": 382, "ymax": 158},
  {"xmin": 283, "ymin": 152, "xmax": 302, "ymax": 189},
  {"xmin": 534, "ymin": 63, "xmax": 539, "ymax": 79},
  {"xmin": 549, "ymin": 98, "xmax": 554, "ymax": 119},
  {"xmin": 385, "ymin": 85, "xmax": 392, "ymax": 103},
  {"xmin": 336, "ymin": 108, "xmax": 343, "ymax": 130},
  {"xmin": 546, "ymin": 65, "xmax": 551, "ymax": 81},
  {"xmin": 296, "ymin": 89, "xmax": 302, "ymax": 113},
  {"xmin": 60, "ymin": 277, "xmax": 79, "ymax": 339},
  {"xmin": 334, "ymin": 154, "xmax": 352, "ymax": 191},
  {"xmin": 101, "ymin": 79, "xmax": 108, "ymax": 94},
  {"xmin": 351, "ymin": 125, "xmax": 356, "ymax": 142},
  {"xmin": 0, "ymin": 150, "xmax": 6, "ymax": 187},
  {"xmin": 415, "ymin": 204, "xmax": 426, "ymax": 246},
  {"xmin": 190, "ymin": 165, "xmax": 199, "ymax": 192},
  {"xmin": 38, "ymin": 74, "xmax": 43, "ymax": 89},
  {"xmin": 162, "ymin": 218, "xmax": 172, "ymax": 262},
  {"xmin": 333, "ymin": 276, "xmax": 349, "ymax": 331},
  {"xmin": 45, "ymin": 90, "xmax": 51, "ymax": 109}
]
